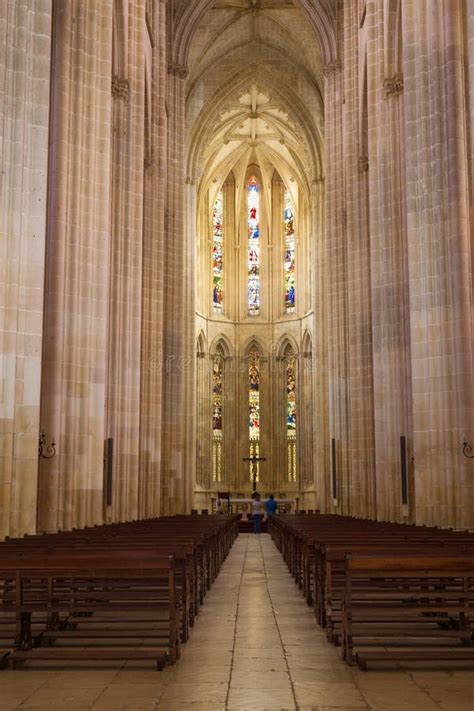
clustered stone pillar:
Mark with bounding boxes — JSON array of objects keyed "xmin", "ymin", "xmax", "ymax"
[
  {"xmin": 160, "ymin": 60, "xmax": 192, "ymax": 514},
  {"xmin": 343, "ymin": 0, "xmax": 376, "ymax": 519},
  {"xmin": 324, "ymin": 56, "xmax": 351, "ymax": 514},
  {"xmin": 367, "ymin": 0, "xmax": 412, "ymax": 522},
  {"xmin": 195, "ymin": 344, "xmax": 210, "ymax": 491},
  {"xmin": 402, "ymin": 0, "xmax": 474, "ymax": 528},
  {"xmin": 312, "ymin": 177, "xmax": 329, "ymax": 511},
  {"xmin": 139, "ymin": 0, "xmax": 168, "ymax": 519},
  {"xmin": 38, "ymin": 0, "xmax": 113, "ymax": 532},
  {"xmin": 468, "ymin": 0, "xmax": 474, "ymax": 221},
  {"xmin": 0, "ymin": 0, "xmax": 52, "ymax": 538},
  {"xmin": 106, "ymin": 0, "xmax": 145, "ymax": 521},
  {"xmin": 184, "ymin": 177, "xmax": 198, "ymax": 512}
]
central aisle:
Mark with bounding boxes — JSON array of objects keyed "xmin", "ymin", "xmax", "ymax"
[{"xmin": 154, "ymin": 533, "xmax": 449, "ymax": 711}]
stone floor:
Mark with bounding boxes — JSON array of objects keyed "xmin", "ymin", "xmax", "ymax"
[{"xmin": 1, "ymin": 533, "xmax": 474, "ymax": 710}]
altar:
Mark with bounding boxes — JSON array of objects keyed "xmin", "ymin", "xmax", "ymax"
[{"xmin": 212, "ymin": 496, "xmax": 297, "ymax": 515}]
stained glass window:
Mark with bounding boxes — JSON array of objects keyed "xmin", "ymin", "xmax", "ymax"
[
  {"xmin": 248, "ymin": 347, "xmax": 260, "ymax": 482},
  {"xmin": 284, "ymin": 190, "xmax": 296, "ymax": 313},
  {"xmin": 212, "ymin": 355, "xmax": 223, "ymax": 432},
  {"xmin": 212, "ymin": 350, "xmax": 224, "ymax": 482},
  {"xmin": 212, "ymin": 191, "xmax": 224, "ymax": 314},
  {"xmin": 247, "ymin": 177, "xmax": 260, "ymax": 315},
  {"xmin": 249, "ymin": 347, "xmax": 260, "ymax": 436},
  {"xmin": 287, "ymin": 352, "xmax": 297, "ymax": 482}
]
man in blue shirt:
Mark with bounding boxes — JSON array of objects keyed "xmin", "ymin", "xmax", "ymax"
[{"xmin": 265, "ymin": 493, "xmax": 278, "ymax": 518}]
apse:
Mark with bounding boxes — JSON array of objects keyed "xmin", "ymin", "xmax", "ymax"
[{"xmin": 187, "ymin": 0, "xmax": 325, "ymax": 511}]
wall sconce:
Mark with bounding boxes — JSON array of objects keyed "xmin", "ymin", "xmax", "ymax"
[
  {"xmin": 38, "ymin": 430, "xmax": 56, "ymax": 459},
  {"xmin": 462, "ymin": 441, "xmax": 474, "ymax": 459}
]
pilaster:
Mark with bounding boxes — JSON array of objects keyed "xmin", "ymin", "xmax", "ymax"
[
  {"xmin": 139, "ymin": 0, "xmax": 168, "ymax": 518},
  {"xmin": 324, "ymin": 54, "xmax": 351, "ymax": 515},
  {"xmin": 0, "ymin": 0, "xmax": 52, "ymax": 537},
  {"xmin": 107, "ymin": 0, "xmax": 146, "ymax": 522},
  {"xmin": 402, "ymin": 0, "xmax": 474, "ymax": 528},
  {"xmin": 38, "ymin": 0, "xmax": 113, "ymax": 531},
  {"xmin": 366, "ymin": 0, "xmax": 412, "ymax": 522},
  {"xmin": 344, "ymin": 0, "xmax": 376, "ymax": 519},
  {"xmin": 160, "ymin": 59, "xmax": 191, "ymax": 514}
]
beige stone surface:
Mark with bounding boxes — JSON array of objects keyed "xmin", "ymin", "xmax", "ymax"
[
  {"xmin": 1, "ymin": 0, "xmax": 474, "ymax": 534},
  {"xmin": 0, "ymin": 0, "xmax": 52, "ymax": 538}
]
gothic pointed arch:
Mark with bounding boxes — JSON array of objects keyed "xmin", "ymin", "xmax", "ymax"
[
  {"xmin": 209, "ymin": 334, "xmax": 232, "ymax": 359},
  {"xmin": 276, "ymin": 334, "xmax": 299, "ymax": 360},
  {"xmin": 170, "ymin": 0, "xmax": 338, "ymax": 70},
  {"xmin": 188, "ymin": 64, "xmax": 323, "ymax": 195},
  {"xmin": 188, "ymin": 0, "xmax": 327, "ymax": 506},
  {"xmin": 279, "ymin": 339, "xmax": 298, "ymax": 484},
  {"xmin": 196, "ymin": 331, "xmax": 207, "ymax": 356}
]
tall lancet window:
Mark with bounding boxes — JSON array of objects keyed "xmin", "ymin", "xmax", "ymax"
[
  {"xmin": 284, "ymin": 190, "xmax": 296, "ymax": 313},
  {"xmin": 286, "ymin": 349, "xmax": 297, "ymax": 482},
  {"xmin": 247, "ymin": 177, "xmax": 260, "ymax": 315},
  {"xmin": 212, "ymin": 191, "xmax": 224, "ymax": 313},
  {"xmin": 248, "ymin": 347, "xmax": 260, "ymax": 482},
  {"xmin": 212, "ymin": 346, "xmax": 224, "ymax": 482}
]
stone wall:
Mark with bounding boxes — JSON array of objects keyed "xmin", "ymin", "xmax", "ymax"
[
  {"xmin": 1, "ymin": 0, "xmax": 473, "ymax": 536},
  {"xmin": 0, "ymin": 0, "xmax": 52, "ymax": 538}
]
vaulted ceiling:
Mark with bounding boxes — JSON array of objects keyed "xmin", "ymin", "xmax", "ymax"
[{"xmin": 186, "ymin": 0, "xmax": 325, "ymax": 205}]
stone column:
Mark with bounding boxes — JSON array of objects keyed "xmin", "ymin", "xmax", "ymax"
[
  {"xmin": 0, "ymin": 0, "xmax": 52, "ymax": 538},
  {"xmin": 161, "ymin": 59, "xmax": 191, "ymax": 514},
  {"xmin": 195, "ymin": 345, "xmax": 210, "ymax": 490},
  {"xmin": 402, "ymin": 0, "xmax": 474, "ymax": 528},
  {"xmin": 258, "ymin": 350, "xmax": 271, "ymax": 494},
  {"xmin": 237, "ymin": 350, "xmax": 248, "ymax": 493},
  {"xmin": 466, "ymin": 1, "xmax": 474, "ymax": 318},
  {"xmin": 139, "ymin": 0, "xmax": 168, "ymax": 519},
  {"xmin": 38, "ymin": 0, "xmax": 113, "ymax": 532},
  {"xmin": 107, "ymin": 0, "xmax": 146, "ymax": 522},
  {"xmin": 300, "ymin": 340, "xmax": 315, "ymax": 491},
  {"xmin": 366, "ymin": 0, "xmax": 413, "ymax": 522},
  {"xmin": 312, "ymin": 177, "xmax": 329, "ymax": 511},
  {"xmin": 271, "ymin": 174, "xmax": 284, "ymax": 322},
  {"xmin": 273, "ymin": 354, "xmax": 287, "ymax": 492},
  {"xmin": 344, "ymin": 0, "xmax": 376, "ymax": 519},
  {"xmin": 183, "ymin": 176, "xmax": 197, "ymax": 510},
  {"xmin": 324, "ymin": 56, "xmax": 351, "ymax": 514}
]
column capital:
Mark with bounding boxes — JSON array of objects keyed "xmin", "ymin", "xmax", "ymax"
[
  {"xmin": 111, "ymin": 75, "xmax": 130, "ymax": 100},
  {"xmin": 168, "ymin": 62, "xmax": 189, "ymax": 79},
  {"xmin": 324, "ymin": 59, "xmax": 342, "ymax": 77},
  {"xmin": 144, "ymin": 152, "xmax": 154, "ymax": 174},
  {"xmin": 384, "ymin": 73, "xmax": 404, "ymax": 97},
  {"xmin": 358, "ymin": 154, "xmax": 369, "ymax": 173}
]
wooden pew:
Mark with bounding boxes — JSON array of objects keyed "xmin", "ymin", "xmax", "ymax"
[
  {"xmin": 0, "ymin": 553, "xmax": 178, "ymax": 669},
  {"xmin": 322, "ymin": 542, "xmax": 474, "ymax": 645},
  {"xmin": 342, "ymin": 554, "xmax": 474, "ymax": 669},
  {"xmin": 0, "ymin": 514, "xmax": 239, "ymax": 670},
  {"xmin": 268, "ymin": 514, "xmax": 474, "ymax": 669}
]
